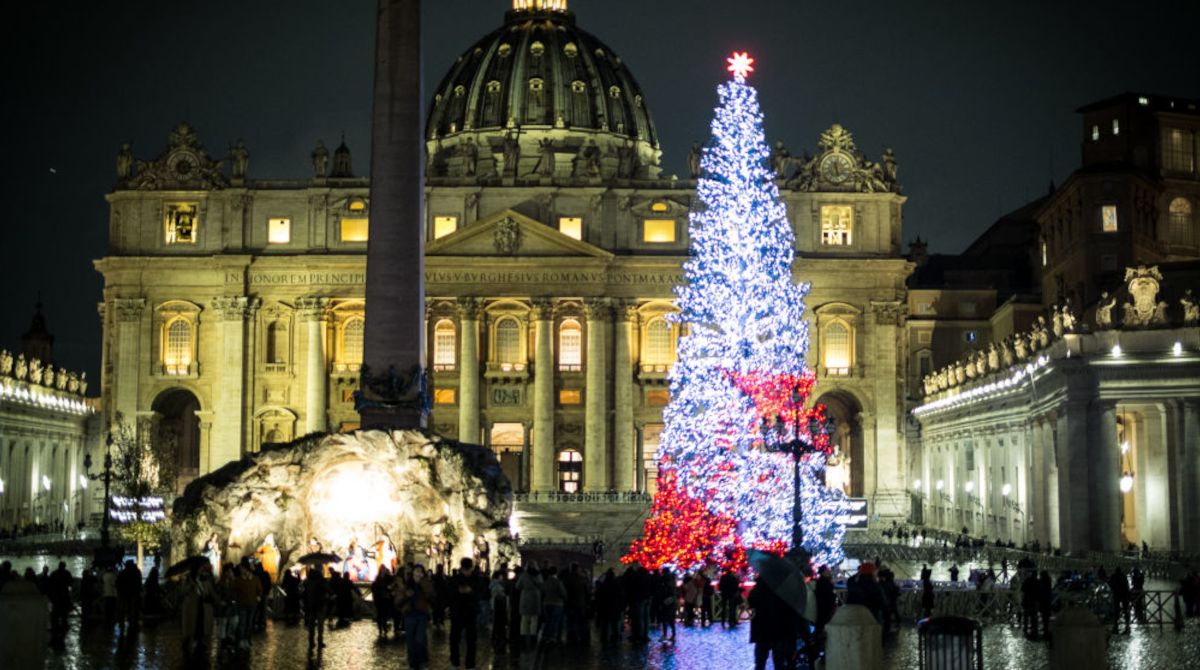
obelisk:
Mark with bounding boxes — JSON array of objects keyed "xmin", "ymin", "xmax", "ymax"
[{"xmin": 359, "ymin": 0, "xmax": 427, "ymax": 429}]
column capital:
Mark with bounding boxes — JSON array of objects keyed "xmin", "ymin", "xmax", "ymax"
[
  {"xmin": 583, "ymin": 297, "xmax": 612, "ymax": 322},
  {"xmin": 530, "ymin": 298, "xmax": 555, "ymax": 321},
  {"xmin": 455, "ymin": 297, "xmax": 483, "ymax": 320},
  {"xmin": 212, "ymin": 296, "xmax": 261, "ymax": 321},
  {"xmin": 297, "ymin": 297, "xmax": 330, "ymax": 322},
  {"xmin": 613, "ymin": 299, "xmax": 638, "ymax": 322},
  {"xmin": 113, "ymin": 298, "xmax": 146, "ymax": 323}
]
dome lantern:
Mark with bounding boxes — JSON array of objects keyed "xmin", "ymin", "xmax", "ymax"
[{"xmin": 512, "ymin": 0, "xmax": 568, "ymax": 12}]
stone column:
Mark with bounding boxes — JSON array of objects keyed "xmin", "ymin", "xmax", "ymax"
[
  {"xmin": 869, "ymin": 302, "xmax": 905, "ymax": 507},
  {"xmin": 457, "ymin": 298, "xmax": 481, "ymax": 445},
  {"xmin": 531, "ymin": 300, "xmax": 556, "ymax": 492},
  {"xmin": 1139, "ymin": 405, "xmax": 1169, "ymax": 548},
  {"xmin": 520, "ymin": 420, "xmax": 532, "ymax": 492},
  {"xmin": 584, "ymin": 299, "xmax": 610, "ymax": 492},
  {"xmin": 112, "ymin": 299, "xmax": 145, "ymax": 424},
  {"xmin": 612, "ymin": 302, "xmax": 636, "ymax": 491},
  {"xmin": 1089, "ymin": 401, "xmax": 1122, "ymax": 553},
  {"xmin": 211, "ymin": 297, "xmax": 254, "ymax": 467},
  {"xmin": 298, "ymin": 298, "xmax": 330, "ymax": 434},
  {"xmin": 1183, "ymin": 401, "xmax": 1200, "ymax": 552},
  {"xmin": 361, "ymin": 0, "xmax": 426, "ymax": 430},
  {"xmin": 635, "ymin": 423, "xmax": 646, "ymax": 493},
  {"xmin": 1055, "ymin": 402, "xmax": 1090, "ymax": 552}
]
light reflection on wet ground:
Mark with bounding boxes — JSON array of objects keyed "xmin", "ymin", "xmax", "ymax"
[{"xmin": 40, "ymin": 611, "xmax": 1200, "ymax": 670}]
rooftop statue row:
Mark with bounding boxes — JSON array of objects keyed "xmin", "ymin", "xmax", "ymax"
[
  {"xmin": 922, "ymin": 265, "xmax": 1199, "ymax": 397},
  {"xmin": 0, "ymin": 350, "xmax": 87, "ymax": 396}
]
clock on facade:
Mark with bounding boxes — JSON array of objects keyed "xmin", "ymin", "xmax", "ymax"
[{"xmin": 820, "ymin": 153, "xmax": 854, "ymax": 185}]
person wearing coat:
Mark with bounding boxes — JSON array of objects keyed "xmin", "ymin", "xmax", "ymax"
[
  {"xmin": 748, "ymin": 580, "xmax": 798, "ymax": 670},
  {"xmin": 180, "ymin": 563, "xmax": 217, "ymax": 659},
  {"xmin": 516, "ymin": 563, "xmax": 543, "ymax": 649}
]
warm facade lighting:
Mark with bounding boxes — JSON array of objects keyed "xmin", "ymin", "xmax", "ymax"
[
  {"xmin": 268, "ymin": 217, "xmax": 291, "ymax": 244},
  {"xmin": 643, "ymin": 219, "xmax": 675, "ymax": 243},
  {"xmin": 434, "ymin": 216, "xmax": 458, "ymax": 239},
  {"xmin": 558, "ymin": 217, "xmax": 583, "ymax": 240}
]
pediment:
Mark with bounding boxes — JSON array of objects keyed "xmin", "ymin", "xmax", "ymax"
[{"xmin": 426, "ymin": 209, "xmax": 614, "ymax": 259}]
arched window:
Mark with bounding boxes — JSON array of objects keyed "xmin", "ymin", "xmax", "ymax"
[
  {"xmin": 433, "ymin": 320, "xmax": 457, "ymax": 370},
  {"xmin": 559, "ymin": 319, "xmax": 582, "ymax": 371},
  {"xmin": 557, "ymin": 450, "xmax": 583, "ymax": 493},
  {"xmin": 643, "ymin": 318, "xmax": 673, "ymax": 366},
  {"xmin": 823, "ymin": 322, "xmax": 852, "ymax": 375},
  {"xmin": 164, "ymin": 319, "xmax": 192, "ymax": 375},
  {"xmin": 342, "ymin": 318, "xmax": 365, "ymax": 365},
  {"xmin": 265, "ymin": 321, "xmax": 288, "ymax": 365},
  {"xmin": 495, "ymin": 318, "xmax": 522, "ymax": 365},
  {"xmin": 1169, "ymin": 197, "xmax": 1195, "ymax": 247}
]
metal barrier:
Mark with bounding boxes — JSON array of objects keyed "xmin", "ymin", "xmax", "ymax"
[{"xmin": 918, "ymin": 616, "xmax": 983, "ymax": 670}]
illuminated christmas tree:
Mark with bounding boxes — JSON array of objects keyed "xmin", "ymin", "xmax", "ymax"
[{"xmin": 625, "ymin": 53, "xmax": 849, "ymax": 572}]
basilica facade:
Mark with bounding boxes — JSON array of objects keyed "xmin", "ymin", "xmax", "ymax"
[{"xmin": 94, "ymin": 1, "xmax": 913, "ymax": 518}]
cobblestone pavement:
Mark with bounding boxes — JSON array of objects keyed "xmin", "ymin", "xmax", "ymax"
[{"xmin": 39, "ymin": 613, "xmax": 1200, "ymax": 670}]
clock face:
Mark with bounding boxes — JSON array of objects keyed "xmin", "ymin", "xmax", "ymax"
[{"xmin": 820, "ymin": 153, "xmax": 853, "ymax": 185}]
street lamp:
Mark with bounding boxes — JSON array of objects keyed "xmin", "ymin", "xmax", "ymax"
[
  {"xmin": 759, "ymin": 384, "xmax": 836, "ymax": 554},
  {"xmin": 83, "ymin": 431, "xmax": 116, "ymax": 564}
]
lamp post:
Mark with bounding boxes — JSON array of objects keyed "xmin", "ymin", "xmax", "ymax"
[
  {"xmin": 761, "ymin": 384, "xmax": 836, "ymax": 554},
  {"xmin": 83, "ymin": 432, "xmax": 115, "ymax": 564}
]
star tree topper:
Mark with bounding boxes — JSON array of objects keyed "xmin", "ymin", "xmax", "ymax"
[{"xmin": 726, "ymin": 51, "xmax": 755, "ymax": 79}]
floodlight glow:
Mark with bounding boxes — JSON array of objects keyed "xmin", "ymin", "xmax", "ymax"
[
  {"xmin": 42, "ymin": 475, "xmax": 51, "ymax": 491},
  {"xmin": 1173, "ymin": 342, "xmax": 1183, "ymax": 357},
  {"xmin": 913, "ymin": 479, "xmax": 922, "ymax": 490},
  {"xmin": 79, "ymin": 475, "xmax": 88, "ymax": 490},
  {"xmin": 1111, "ymin": 344, "xmax": 1122, "ymax": 357},
  {"xmin": 935, "ymin": 479, "xmax": 944, "ymax": 491},
  {"xmin": 1120, "ymin": 474, "xmax": 1134, "ymax": 493},
  {"xmin": 308, "ymin": 462, "xmax": 406, "ymax": 551},
  {"xmin": 1120, "ymin": 441, "xmax": 1130, "ymax": 455},
  {"xmin": 964, "ymin": 480, "xmax": 974, "ymax": 493},
  {"xmin": 1001, "ymin": 483, "xmax": 1012, "ymax": 497}
]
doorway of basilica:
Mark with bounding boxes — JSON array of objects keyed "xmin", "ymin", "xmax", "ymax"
[
  {"xmin": 151, "ymin": 389, "xmax": 201, "ymax": 485},
  {"xmin": 814, "ymin": 390, "xmax": 864, "ymax": 498}
]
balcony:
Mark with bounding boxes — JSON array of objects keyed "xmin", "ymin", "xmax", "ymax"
[{"xmin": 485, "ymin": 361, "xmax": 529, "ymax": 382}]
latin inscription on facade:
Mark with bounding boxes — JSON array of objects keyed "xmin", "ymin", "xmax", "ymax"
[{"xmin": 224, "ymin": 270, "xmax": 684, "ymax": 288}]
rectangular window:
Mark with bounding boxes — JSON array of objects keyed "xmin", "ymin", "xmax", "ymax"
[
  {"xmin": 559, "ymin": 389, "xmax": 582, "ymax": 405},
  {"xmin": 917, "ymin": 331, "xmax": 932, "ymax": 344},
  {"xmin": 433, "ymin": 216, "xmax": 458, "ymax": 239},
  {"xmin": 1101, "ymin": 205, "xmax": 1119, "ymax": 233},
  {"xmin": 916, "ymin": 302, "xmax": 934, "ymax": 315},
  {"xmin": 433, "ymin": 327, "xmax": 456, "ymax": 368},
  {"xmin": 268, "ymin": 217, "xmax": 291, "ymax": 244},
  {"xmin": 558, "ymin": 216, "xmax": 583, "ymax": 240},
  {"xmin": 164, "ymin": 203, "xmax": 199, "ymax": 245},
  {"xmin": 821, "ymin": 205, "xmax": 853, "ymax": 246},
  {"xmin": 433, "ymin": 388, "xmax": 457, "ymax": 405},
  {"xmin": 1112, "ymin": 119, "xmax": 1120, "ymax": 136},
  {"xmin": 1162, "ymin": 127, "xmax": 1196, "ymax": 173},
  {"xmin": 918, "ymin": 353, "xmax": 932, "ymax": 379},
  {"xmin": 643, "ymin": 219, "xmax": 676, "ymax": 243},
  {"xmin": 646, "ymin": 389, "xmax": 670, "ymax": 407},
  {"xmin": 1091, "ymin": 125, "xmax": 1100, "ymax": 141},
  {"xmin": 341, "ymin": 217, "xmax": 369, "ymax": 242}
]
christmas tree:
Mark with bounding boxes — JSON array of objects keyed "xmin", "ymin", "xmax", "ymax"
[{"xmin": 624, "ymin": 53, "xmax": 849, "ymax": 572}]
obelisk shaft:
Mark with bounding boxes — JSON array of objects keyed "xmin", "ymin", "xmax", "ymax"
[{"xmin": 361, "ymin": 0, "xmax": 426, "ymax": 429}]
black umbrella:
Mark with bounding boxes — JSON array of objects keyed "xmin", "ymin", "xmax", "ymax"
[
  {"xmin": 296, "ymin": 552, "xmax": 341, "ymax": 566},
  {"xmin": 748, "ymin": 549, "xmax": 809, "ymax": 617},
  {"xmin": 164, "ymin": 555, "xmax": 209, "ymax": 579}
]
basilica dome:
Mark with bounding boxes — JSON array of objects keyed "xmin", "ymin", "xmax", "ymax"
[{"xmin": 426, "ymin": 1, "xmax": 662, "ymax": 182}]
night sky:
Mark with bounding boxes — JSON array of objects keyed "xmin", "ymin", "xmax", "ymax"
[{"xmin": 2, "ymin": 0, "xmax": 1197, "ymax": 382}]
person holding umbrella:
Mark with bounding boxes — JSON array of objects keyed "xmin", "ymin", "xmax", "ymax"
[{"xmin": 303, "ymin": 567, "xmax": 330, "ymax": 653}]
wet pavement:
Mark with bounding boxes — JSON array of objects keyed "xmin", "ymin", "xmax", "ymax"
[{"xmin": 38, "ymin": 611, "xmax": 1200, "ymax": 670}]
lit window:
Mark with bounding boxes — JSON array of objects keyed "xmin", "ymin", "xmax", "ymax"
[
  {"xmin": 559, "ymin": 319, "xmax": 582, "ymax": 370},
  {"xmin": 1091, "ymin": 125, "xmax": 1100, "ymax": 141},
  {"xmin": 1042, "ymin": 241, "xmax": 1048, "ymax": 266},
  {"xmin": 1168, "ymin": 197, "xmax": 1195, "ymax": 246},
  {"xmin": 342, "ymin": 318, "xmax": 365, "ymax": 365},
  {"xmin": 1101, "ymin": 205, "xmax": 1119, "ymax": 232},
  {"xmin": 433, "ymin": 320, "xmax": 456, "ymax": 370},
  {"xmin": 165, "ymin": 203, "xmax": 199, "ymax": 245},
  {"xmin": 646, "ymin": 389, "xmax": 670, "ymax": 407},
  {"xmin": 341, "ymin": 217, "xmax": 369, "ymax": 242},
  {"xmin": 643, "ymin": 318, "xmax": 673, "ymax": 365},
  {"xmin": 1138, "ymin": 96, "xmax": 1149, "ymax": 106},
  {"xmin": 164, "ymin": 319, "xmax": 192, "ymax": 375},
  {"xmin": 268, "ymin": 217, "xmax": 291, "ymax": 244},
  {"xmin": 1112, "ymin": 119, "xmax": 1120, "ymax": 136},
  {"xmin": 434, "ymin": 216, "xmax": 458, "ymax": 239},
  {"xmin": 823, "ymin": 322, "xmax": 851, "ymax": 375},
  {"xmin": 433, "ymin": 388, "xmax": 457, "ymax": 405},
  {"xmin": 643, "ymin": 219, "xmax": 675, "ymax": 243},
  {"xmin": 558, "ymin": 217, "xmax": 583, "ymax": 240},
  {"xmin": 348, "ymin": 199, "xmax": 367, "ymax": 212},
  {"xmin": 557, "ymin": 450, "xmax": 583, "ymax": 493},
  {"xmin": 1162, "ymin": 128, "xmax": 1196, "ymax": 173},
  {"xmin": 266, "ymin": 321, "xmax": 288, "ymax": 364},
  {"xmin": 917, "ymin": 302, "xmax": 934, "ymax": 315},
  {"xmin": 917, "ymin": 330, "xmax": 932, "ymax": 344},
  {"xmin": 495, "ymin": 318, "xmax": 522, "ymax": 365},
  {"xmin": 559, "ymin": 389, "xmax": 582, "ymax": 405},
  {"xmin": 651, "ymin": 202, "xmax": 669, "ymax": 213},
  {"xmin": 821, "ymin": 205, "xmax": 853, "ymax": 246}
]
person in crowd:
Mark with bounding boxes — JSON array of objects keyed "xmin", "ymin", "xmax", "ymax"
[
  {"xmin": 432, "ymin": 564, "xmax": 449, "ymax": 631},
  {"xmin": 949, "ymin": 564, "xmax": 960, "ymax": 583},
  {"xmin": 143, "ymin": 564, "xmax": 164, "ymax": 620},
  {"xmin": 180, "ymin": 562, "xmax": 217, "ymax": 660},
  {"xmin": 79, "ymin": 567, "xmax": 98, "ymax": 627},
  {"xmin": 718, "ymin": 568, "xmax": 742, "ymax": 627},
  {"xmin": 563, "ymin": 562, "xmax": 589, "ymax": 644},
  {"xmin": 1108, "ymin": 566, "xmax": 1131, "ymax": 634},
  {"xmin": 398, "ymin": 564, "xmax": 433, "ymax": 669},
  {"xmin": 1130, "ymin": 566, "xmax": 1146, "ymax": 624},
  {"xmin": 845, "ymin": 562, "xmax": 886, "ymax": 625},
  {"xmin": 281, "ymin": 568, "xmax": 302, "ymax": 624},
  {"xmin": 748, "ymin": 577, "xmax": 798, "ymax": 670},
  {"xmin": 921, "ymin": 571, "xmax": 935, "ymax": 619},
  {"xmin": 657, "ymin": 568, "xmax": 678, "ymax": 642},
  {"xmin": 47, "ymin": 561, "xmax": 73, "ymax": 648},
  {"xmin": 700, "ymin": 571, "xmax": 715, "ymax": 626},
  {"xmin": 489, "ymin": 569, "xmax": 509, "ymax": 650},
  {"xmin": 681, "ymin": 572, "xmax": 700, "ymax": 627},
  {"xmin": 593, "ymin": 568, "xmax": 623, "ymax": 644},
  {"xmin": 372, "ymin": 565, "xmax": 396, "ymax": 637},
  {"xmin": 116, "ymin": 559, "xmax": 142, "ymax": 633},
  {"xmin": 506, "ymin": 566, "xmax": 523, "ymax": 652},
  {"xmin": 232, "ymin": 561, "xmax": 263, "ymax": 651},
  {"xmin": 540, "ymin": 565, "xmax": 568, "ymax": 645},
  {"xmin": 1037, "ymin": 570, "xmax": 1054, "ymax": 638},
  {"xmin": 1020, "ymin": 568, "xmax": 1039, "ymax": 638},
  {"xmin": 815, "ymin": 566, "xmax": 837, "ymax": 636},
  {"xmin": 255, "ymin": 534, "xmax": 281, "ymax": 585},
  {"xmin": 253, "ymin": 561, "xmax": 272, "ymax": 631},
  {"xmin": 623, "ymin": 563, "xmax": 652, "ymax": 642},
  {"xmin": 334, "ymin": 570, "xmax": 356, "ymax": 628},
  {"xmin": 516, "ymin": 562, "xmax": 543, "ymax": 649},
  {"xmin": 303, "ymin": 567, "xmax": 329, "ymax": 653},
  {"xmin": 449, "ymin": 557, "xmax": 481, "ymax": 669},
  {"xmin": 877, "ymin": 563, "xmax": 899, "ymax": 634}
]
